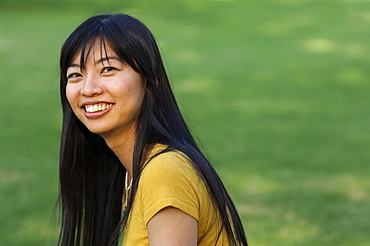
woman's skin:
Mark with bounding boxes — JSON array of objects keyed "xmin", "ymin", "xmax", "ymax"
[
  {"xmin": 147, "ymin": 207, "xmax": 197, "ymax": 246},
  {"xmin": 65, "ymin": 40, "xmax": 197, "ymax": 245}
]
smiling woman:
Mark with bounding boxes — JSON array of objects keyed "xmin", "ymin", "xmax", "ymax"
[
  {"xmin": 65, "ymin": 43, "xmax": 146, "ymax": 138},
  {"xmin": 58, "ymin": 13, "xmax": 248, "ymax": 246}
]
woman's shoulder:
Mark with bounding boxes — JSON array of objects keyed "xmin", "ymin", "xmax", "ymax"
[
  {"xmin": 140, "ymin": 143, "xmax": 200, "ymax": 183},
  {"xmin": 139, "ymin": 144, "xmax": 202, "ymax": 190}
]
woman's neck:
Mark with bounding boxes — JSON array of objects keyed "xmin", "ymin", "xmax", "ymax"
[
  {"xmin": 102, "ymin": 126, "xmax": 155, "ymax": 180},
  {"xmin": 102, "ymin": 129, "xmax": 136, "ymax": 177}
]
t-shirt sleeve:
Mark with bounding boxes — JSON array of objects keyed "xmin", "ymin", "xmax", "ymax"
[{"xmin": 137, "ymin": 152, "xmax": 202, "ymax": 226}]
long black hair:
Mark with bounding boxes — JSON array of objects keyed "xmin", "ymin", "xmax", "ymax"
[{"xmin": 58, "ymin": 13, "xmax": 248, "ymax": 246}]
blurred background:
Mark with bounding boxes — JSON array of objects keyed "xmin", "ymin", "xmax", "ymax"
[{"xmin": 1, "ymin": 0, "xmax": 369, "ymax": 245}]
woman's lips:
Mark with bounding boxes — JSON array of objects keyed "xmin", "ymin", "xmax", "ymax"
[{"xmin": 82, "ymin": 103, "xmax": 114, "ymax": 119}]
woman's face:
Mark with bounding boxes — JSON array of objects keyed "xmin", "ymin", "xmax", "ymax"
[{"xmin": 65, "ymin": 41, "xmax": 146, "ymax": 140}]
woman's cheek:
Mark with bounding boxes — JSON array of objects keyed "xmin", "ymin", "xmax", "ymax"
[{"xmin": 66, "ymin": 84, "xmax": 78, "ymax": 108}]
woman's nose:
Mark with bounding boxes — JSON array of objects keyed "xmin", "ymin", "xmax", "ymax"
[{"xmin": 81, "ymin": 75, "xmax": 104, "ymax": 97}]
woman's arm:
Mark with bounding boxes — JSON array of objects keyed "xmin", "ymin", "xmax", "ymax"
[{"xmin": 147, "ymin": 206, "xmax": 197, "ymax": 246}]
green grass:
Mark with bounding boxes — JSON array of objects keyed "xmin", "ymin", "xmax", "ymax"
[{"xmin": 1, "ymin": 0, "xmax": 369, "ymax": 245}]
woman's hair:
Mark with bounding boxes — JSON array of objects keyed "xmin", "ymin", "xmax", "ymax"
[{"xmin": 58, "ymin": 13, "xmax": 248, "ymax": 246}]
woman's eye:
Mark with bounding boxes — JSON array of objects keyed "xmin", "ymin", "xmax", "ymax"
[
  {"xmin": 102, "ymin": 67, "xmax": 116, "ymax": 73},
  {"xmin": 67, "ymin": 73, "xmax": 82, "ymax": 79}
]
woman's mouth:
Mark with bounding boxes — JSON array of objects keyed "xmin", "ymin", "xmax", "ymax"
[
  {"xmin": 82, "ymin": 103, "xmax": 114, "ymax": 119},
  {"xmin": 85, "ymin": 103, "xmax": 113, "ymax": 113}
]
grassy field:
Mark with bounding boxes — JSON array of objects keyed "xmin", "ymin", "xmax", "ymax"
[{"xmin": 1, "ymin": 0, "xmax": 369, "ymax": 245}]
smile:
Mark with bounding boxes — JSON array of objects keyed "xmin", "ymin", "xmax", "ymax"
[{"xmin": 85, "ymin": 103, "xmax": 113, "ymax": 113}]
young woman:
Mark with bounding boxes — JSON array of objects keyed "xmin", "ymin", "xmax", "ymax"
[{"xmin": 58, "ymin": 13, "xmax": 248, "ymax": 246}]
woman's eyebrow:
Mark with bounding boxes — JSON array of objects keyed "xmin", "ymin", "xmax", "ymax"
[{"xmin": 67, "ymin": 56, "xmax": 121, "ymax": 69}]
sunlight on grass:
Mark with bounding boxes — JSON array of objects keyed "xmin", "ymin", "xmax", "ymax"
[
  {"xmin": 336, "ymin": 68, "xmax": 365, "ymax": 85},
  {"xmin": 261, "ymin": 16, "xmax": 316, "ymax": 36},
  {"xmin": 18, "ymin": 215, "xmax": 59, "ymax": 245},
  {"xmin": 278, "ymin": 218, "xmax": 320, "ymax": 243},
  {"xmin": 341, "ymin": 43, "xmax": 365, "ymax": 58},
  {"xmin": 235, "ymin": 100, "xmax": 303, "ymax": 115},
  {"xmin": 302, "ymin": 38, "xmax": 335, "ymax": 53},
  {"xmin": 237, "ymin": 204, "xmax": 273, "ymax": 218},
  {"xmin": 0, "ymin": 38, "xmax": 9, "ymax": 51},
  {"xmin": 357, "ymin": 11, "xmax": 370, "ymax": 21},
  {"xmin": 224, "ymin": 173, "xmax": 280, "ymax": 196},
  {"xmin": 176, "ymin": 77, "xmax": 214, "ymax": 93},
  {"xmin": 171, "ymin": 49, "xmax": 200, "ymax": 64},
  {"xmin": 21, "ymin": 218, "xmax": 49, "ymax": 239},
  {"xmin": 243, "ymin": 175, "xmax": 280, "ymax": 195},
  {"xmin": 324, "ymin": 174, "xmax": 369, "ymax": 202},
  {"xmin": 0, "ymin": 170, "xmax": 26, "ymax": 185}
]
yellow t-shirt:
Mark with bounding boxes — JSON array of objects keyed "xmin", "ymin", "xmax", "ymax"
[{"xmin": 122, "ymin": 144, "xmax": 230, "ymax": 246}]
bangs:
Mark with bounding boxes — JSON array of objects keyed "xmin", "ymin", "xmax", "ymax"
[
  {"xmin": 61, "ymin": 15, "xmax": 140, "ymax": 78},
  {"xmin": 77, "ymin": 35, "xmax": 115, "ymax": 71},
  {"xmin": 70, "ymin": 31, "xmax": 134, "ymax": 72}
]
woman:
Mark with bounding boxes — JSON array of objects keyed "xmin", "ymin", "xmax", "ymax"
[{"xmin": 58, "ymin": 13, "xmax": 248, "ymax": 246}]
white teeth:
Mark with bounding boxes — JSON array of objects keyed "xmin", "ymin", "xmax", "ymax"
[{"xmin": 85, "ymin": 104, "xmax": 113, "ymax": 113}]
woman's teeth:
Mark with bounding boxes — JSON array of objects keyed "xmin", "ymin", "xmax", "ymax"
[{"xmin": 85, "ymin": 104, "xmax": 113, "ymax": 113}]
